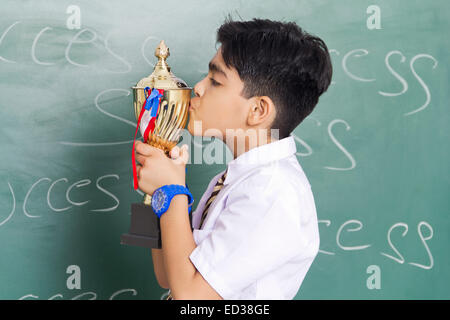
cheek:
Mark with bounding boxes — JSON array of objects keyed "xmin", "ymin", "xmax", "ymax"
[
  {"xmin": 196, "ymin": 88, "xmax": 246, "ymax": 132},
  {"xmin": 193, "ymin": 101, "xmax": 223, "ymax": 136}
]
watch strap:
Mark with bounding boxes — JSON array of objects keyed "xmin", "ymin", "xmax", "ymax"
[{"xmin": 152, "ymin": 184, "xmax": 194, "ymax": 218}]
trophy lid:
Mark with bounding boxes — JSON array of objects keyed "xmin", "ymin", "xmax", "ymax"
[{"xmin": 134, "ymin": 40, "xmax": 190, "ymax": 90}]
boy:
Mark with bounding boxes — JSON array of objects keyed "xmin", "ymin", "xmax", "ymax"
[{"xmin": 134, "ymin": 17, "xmax": 332, "ymax": 299}]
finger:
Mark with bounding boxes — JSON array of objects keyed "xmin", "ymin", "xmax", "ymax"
[
  {"xmin": 170, "ymin": 146, "xmax": 180, "ymax": 159},
  {"xmin": 135, "ymin": 140, "xmax": 144, "ymax": 151},
  {"xmin": 178, "ymin": 144, "xmax": 189, "ymax": 165},
  {"xmin": 136, "ymin": 164, "xmax": 142, "ymax": 179},
  {"xmin": 135, "ymin": 153, "xmax": 147, "ymax": 166},
  {"xmin": 135, "ymin": 141, "xmax": 160, "ymax": 156}
]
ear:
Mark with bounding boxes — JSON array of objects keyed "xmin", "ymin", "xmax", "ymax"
[{"xmin": 247, "ymin": 96, "xmax": 276, "ymax": 127}]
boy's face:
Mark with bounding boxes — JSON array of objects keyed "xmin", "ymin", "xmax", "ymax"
[{"xmin": 187, "ymin": 46, "xmax": 253, "ymax": 141}]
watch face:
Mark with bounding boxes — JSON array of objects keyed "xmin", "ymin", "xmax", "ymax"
[{"xmin": 152, "ymin": 189, "xmax": 168, "ymax": 213}]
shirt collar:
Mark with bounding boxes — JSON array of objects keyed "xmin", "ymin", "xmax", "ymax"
[{"xmin": 223, "ymin": 135, "xmax": 297, "ymax": 186}]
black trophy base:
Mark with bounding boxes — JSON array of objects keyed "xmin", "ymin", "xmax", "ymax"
[{"xmin": 121, "ymin": 202, "xmax": 162, "ymax": 249}]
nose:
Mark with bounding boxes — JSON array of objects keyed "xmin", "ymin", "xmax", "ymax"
[
  {"xmin": 193, "ymin": 82, "xmax": 200, "ymax": 97},
  {"xmin": 193, "ymin": 78, "xmax": 206, "ymax": 98}
]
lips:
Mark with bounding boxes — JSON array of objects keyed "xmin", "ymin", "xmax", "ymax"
[{"xmin": 189, "ymin": 98, "xmax": 197, "ymax": 111}]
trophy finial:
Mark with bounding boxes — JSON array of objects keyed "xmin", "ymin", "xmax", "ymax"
[
  {"xmin": 134, "ymin": 40, "xmax": 188, "ymax": 91},
  {"xmin": 155, "ymin": 40, "xmax": 170, "ymax": 60}
]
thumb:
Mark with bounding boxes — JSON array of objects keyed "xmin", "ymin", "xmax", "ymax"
[
  {"xmin": 173, "ymin": 144, "xmax": 189, "ymax": 165},
  {"xmin": 170, "ymin": 146, "xmax": 180, "ymax": 159}
]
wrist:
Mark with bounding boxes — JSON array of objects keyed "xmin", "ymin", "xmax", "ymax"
[
  {"xmin": 171, "ymin": 193, "xmax": 189, "ymax": 205},
  {"xmin": 162, "ymin": 193, "xmax": 189, "ymax": 220},
  {"xmin": 172, "ymin": 193, "xmax": 192, "ymax": 215}
]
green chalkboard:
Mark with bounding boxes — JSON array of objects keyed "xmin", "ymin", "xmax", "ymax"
[{"xmin": 0, "ymin": 0, "xmax": 449, "ymax": 300}]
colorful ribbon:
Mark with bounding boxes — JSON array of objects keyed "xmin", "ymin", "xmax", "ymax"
[
  {"xmin": 141, "ymin": 87, "xmax": 164, "ymax": 142},
  {"xmin": 132, "ymin": 87, "xmax": 164, "ymax": 190}
]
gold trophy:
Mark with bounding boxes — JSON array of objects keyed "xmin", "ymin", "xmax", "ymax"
[{"xmin": 121, "ymin": 40, "xmax": 192, "ymax": 249}]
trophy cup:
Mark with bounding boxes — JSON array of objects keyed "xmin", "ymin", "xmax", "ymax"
[{"xmin": 120, "ymin": 40, "xmax": 192, "ymax": 249}]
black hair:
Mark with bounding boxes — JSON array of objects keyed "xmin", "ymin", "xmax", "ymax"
[{"xmin": 217, "ymin": 16, "xmax": 332, "ymax": 139}]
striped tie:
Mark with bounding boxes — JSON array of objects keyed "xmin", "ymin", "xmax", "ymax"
[
  {"xmin": 165, "ymin": 169, "xmax": 228, "ymax": 301},
  {"xmin": 199, "ymin": 169, "xmax": 228, "ymax": 229}
]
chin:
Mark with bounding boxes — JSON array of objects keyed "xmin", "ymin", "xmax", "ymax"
[{"xmin": 187, "ymin": 121, "xmax": 201, "ymax": 137}]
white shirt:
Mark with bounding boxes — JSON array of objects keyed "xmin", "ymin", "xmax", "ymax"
[{"xmin": 189, "ymin": 135, "xmax": 320, "ymax": 300}]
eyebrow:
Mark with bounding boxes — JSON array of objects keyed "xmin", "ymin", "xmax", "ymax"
[{"xmin": 208, "ymin": 61, "xmax": 228, "ymax": 80}]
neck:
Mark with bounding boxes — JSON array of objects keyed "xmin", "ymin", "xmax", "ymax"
[{"xmin": 226, "ymin": 132, "xmax": 276, "ymax": 159}]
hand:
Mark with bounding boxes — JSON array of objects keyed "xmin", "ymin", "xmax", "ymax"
[{"xmin": 135, "ymin": 140, "xmax": 189, "ymax": 195}]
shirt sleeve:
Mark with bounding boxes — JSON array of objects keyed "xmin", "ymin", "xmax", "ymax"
[{"xmin": 189, "ymin": 180, "xmax": 314, "ymax": 300}]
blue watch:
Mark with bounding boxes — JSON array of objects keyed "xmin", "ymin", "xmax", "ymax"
[{"xmin": 151, "ymin": 184, "xmax": 194, "ymax": 218}]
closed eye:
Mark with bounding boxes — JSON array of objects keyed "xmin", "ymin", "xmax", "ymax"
[{"xmin": 209, "ymin": 77, "xmax": 221, "ymax": 86}]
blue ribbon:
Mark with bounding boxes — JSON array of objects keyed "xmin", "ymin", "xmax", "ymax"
[{"xmin": 144, "ymin": 87, "xmax": 163, "ymax": 117}]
